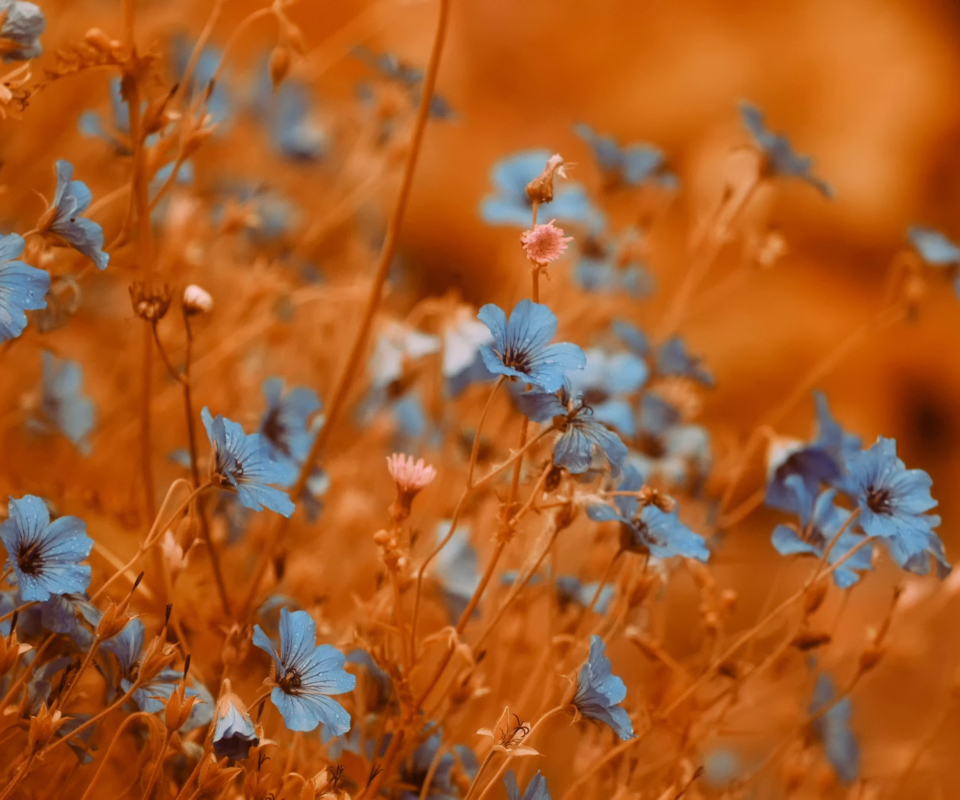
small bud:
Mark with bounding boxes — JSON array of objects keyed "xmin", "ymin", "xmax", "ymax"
[
  {"xmin": 165, "ymin": 682, "xmax": 199, "ymax": 732},
  {"xmin": 525, "ymin": 153, "xmax": 568, "ymax": 205},
  {"xmin": 182, "ymin": 284, "xmax": 213, "ymax": 315},
  {"xmin": 28, "ymin": 702, "xmax": 64, "ymax": 751},
  {"xmin": 268, "ymin": 45, "xmax": 292, "ymax": 89},
  {"xmin": 96, "ymin": 603, "xmax": 132, "ymax": 641},
  {"xmin": 129, "ymin": 281, "xmax": 172, "ymax": 322}
]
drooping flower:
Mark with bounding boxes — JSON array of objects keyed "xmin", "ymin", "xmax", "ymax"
[
  {"xmin": 504, "ymin": 771, "xmax": 552, "ymax": 800},
  {"xmin": 771, "ymin": 476, "xmax": 873, "ymax": 589},
  {"xmin": 202, "ymin": 407, "xmax": 297, "ymax": 517},
  {"xmin": 574, "ymin": 123, "xmax": 677, "ymax": 189},
  {"xmin": 0, "ymin": 233, "xmax": 49, "ymax": 343},
  {"xmin": 810, "ymin": 673, "xmax": 860, "ymax": 783},
  {"xmin": 739, "ymin": 101, "xmax": 833, "ymax": 197},
  {"xmin": 478, "ymin": 299, "xmax": 585, "ymax": 393},
  {"xmin": 434, "ymin": 522, "xmax": 480, "ymax": 622},
  {"xmin": 36, "ymin": 352, "xmax": 96, "ymax": 453},
  {"xmin": 521, "ymin": 220, "xmax": 573, "ymax": 264},
  {"xmin": 0, "ymin": 495, "xmax": 93, "ymax": 602},
  {"xmin": 765, "ymin": 392, "xmax": 861, "ymax": 511},
  {"xmin": 570, "ymin": 635, "xmax": 635, "ymax": 740},
  {"xmin": 40, "ymin": 161, "xmax": 109, "ymax": 270},
  {"xmin": 517, "ymin": 389, "xmax": 627, "ymax": 476},
  {"xmin": 587, "ymin": 466, "xmax": 709, "ymax": 561},
  {"xmin": 845, "ymin": 437, "xmax": 948, "ymax": 575},
  {"xmin": 213, "ymin": 681, "xmax": 259, "ymax": 760},
  {"xmin": 252, "ymin": 607, "xmax": 355, "ymax": 734},
  {"xmin": 480, "ymin": 149, "xmax": 594, "ymax": 228},
  {"xmin": 0, "ymin": 0, "xmax": 45, "ymax": 62}
]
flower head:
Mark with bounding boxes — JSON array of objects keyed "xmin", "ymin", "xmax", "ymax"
[
  {"xmin": 574, "ymin": 123, "xmax": 676, "ymax": 189},
  {"xmin": 810, "ymin": 673, "xmax": 859, "ymax": 783},
  {"xmin": 587, "ymin": 466, "xmax": 709, "ymax": 561},
  {"xmin": 252, "ymin": 607, "xmax": 355, "ymax": 734},
  {"xmin": 36, "ymin": 352, "xmax": 95, "ymax": 453},
  {"xmin": 0, "ymin": 0, "xmax": 45, "ymax": 62},
  {"xmin": 387, "ymin": 453, "xmax": 437, "ymax": 493},
  {"xmin": 0, "ymin": 495, "xmax": 92, "ymax": 602},
  {"xmin": 202, "ymin": 407, "xmax": 297, "ymax": 517},
  {"xmin": 478, "ymin": 299, "xmax": 585, "ymax": 393},
  {"xmin": 771, "ymin": 477, "xmax": 873, "ymax": 589},
  {"xmin": 40, "ymin": 161, "xmax": 109, "ymax": 270},
  {"xmin": 213, "ymin": 681, "xmax": 259, "ymax": 760},
  {"xmin": 182, "ymin": 284, "xmax": 213, "ymax": 315},
  {"xmin": 259, "ymin": 378, "xmax": 321, "ymax": 470},
  {"xmin": 571, "ymin": 635, "xmax": 634, "ymax": 740},
  {"xmin": 521, "ymin": 220, "xmax": 572, "ymax": 265},
  {"xmin": 517, "ymin": 389, "xmax": 627, "ymax": 476},
  {"xmin": 0, "ymin": 233, "xmax": 49, "ymax": 343},
  {"xmin": 739, "ymin": 101, "xmax": 833, "ymax": 197},
  {"xmin": 481, "ymin": 149, "xmax": 594, "ymax": 228},
  {"xmin": 505, "ymin": 771, "xmax": 552, "ymax": 800},
  {"xmin": 845, "ymin": 437, "xmax": 947, "ymax": 574}
]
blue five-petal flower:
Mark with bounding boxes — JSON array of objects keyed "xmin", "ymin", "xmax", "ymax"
[
  {"xmin": 571, "ymin": 635, "xmax": 635, "ymax": 741},
  {"xmin": 0, "ymin": 233, "xmax": 49, "ymax": 343},
  {"xmin": 252, "ymin": 607, "xmax": 356, "ymax": 734},
  {"xmin": 44, "ymin": 160, "xmax": 109, "ymax": 270}
]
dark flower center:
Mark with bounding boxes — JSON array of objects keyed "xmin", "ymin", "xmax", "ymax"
[
  {"xmin": 279, "ymin": 666, "xmax": 303, "ymax": 694},
  {"xmin": 501, "ymin": 347, "xmax": 531, "ymax": 374},
  {"xmin": 16, "ymin": 542, "xmax": 45, "ymax": 576},
  {"xmin": 866, "ymin": 486, "xmax": 893, "ymax": 515},
  {"xmin": 261, "ymin": 409, "xmax": 291, "ymax": 457}
]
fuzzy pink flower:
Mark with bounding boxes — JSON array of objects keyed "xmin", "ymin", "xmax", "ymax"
[
  {"xmin": 521, "ymin": 220, "xmax": 573, "ymax": 264},
  {"xmin": 387, "ymin": 454, "xmax": 437, "ymax": 493}
]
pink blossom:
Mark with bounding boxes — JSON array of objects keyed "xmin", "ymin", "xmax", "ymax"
[
  {"xmin": 386, "ymin": 453, "xmax": 437, "ymax": 493},
  {"xmin": 521, "ymin": 220, "xmax": 573, "ymax": 264}
]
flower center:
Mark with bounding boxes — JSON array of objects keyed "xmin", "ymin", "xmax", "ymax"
[
  {"xmin": 279, "ymin": 667, "xmax": 303, "ymax": 693},
  {"xmin": 501, "ymin": 347, "xmax": 531, "ymax": 374},
  {"xmin": 866, "ymin": 486, "xmax": 893, "ymax": 515},
  {"xmin": 261, "ymin": 410, "xmax": 291, "ymax": 457},
  {"xmin": 16, "ymin": 541, "xmax": 44, "ymax": 576}
]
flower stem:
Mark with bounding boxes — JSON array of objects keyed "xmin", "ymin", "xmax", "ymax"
[
  {"xmin": 78, "ymin": 712, "xmax": 154, "ymax": 800},
  {"xmin": 141, "ymin": 728, "xmax": 174, "ymax": 799}
]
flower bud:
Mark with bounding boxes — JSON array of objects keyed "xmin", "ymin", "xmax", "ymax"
[
  {"xmin": 183, "ymin": 284, "xmax": 213, "ymax": 315},
  {"xmin": 165, "ymin": 682, "xmax": 199, "ymax": 732},
  {"xmin": 525, "ymin": 153, "xmax": 568, "ymax": 205},
  {"xmin": 129, "ymin": 281, "xmax": 172, "ymax": 322}
]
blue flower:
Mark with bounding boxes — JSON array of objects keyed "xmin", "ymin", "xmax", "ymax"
[
  {"xmin": 908, "ymin": 225, "xmax": 959, "ymax": 266},
  {"xmin": 571, "ymin": 635, "xmax": 634, "ymax": 740},
  {"xmin": 505, "ymin": 770, "xmax": 552, "ymax": 800},
  {"xmin": 202, "ymin": 407, "xmax": 297, "ymax": 517},
  {"xmin": 213, "ymin": 691, "xmax": 259, "ymax": 760},
  {"xmin": 573, "ymin": 231, "xmax": 655, "ymax": 298},
  {"xmin": 0, "ymin": 495, "xmax": 92, "ymax": 602},
  {"xmin": 37, "ymin": 352, "xmax": 95, "ymax": 453},
  {"xmin": 568, "ymin": 347, "xmax": 649, "ymax": 435},
  {"xmin": 771, "ymin": 477, "xmax": 873, "ymax": 589},
  {"xmin": 0, "ymin": 0, "xmax": 45, "ymax": 61},
  {"xmin": 612, "ymin": 319, "xmax": 651, "ymax": 358},
  {"xmin": 574, "ymin": 123, "xmax": 677, "ymax": 189},
  {"xmin": 909, "ymin": 226, "xmax": 960, "ymax": 297},
  {"xmin": 630, "ymin": 395, "xmax": 712, "ymax": 489},
  {"xmin": 252, "ymin": 607, "xmax": 355, "ymax": 734},
  {"xmin": 125, "ymin": 669, "xmax": 214, "ymax": 732},
  {"xmin": 480, "ymin": 149, "xmax": 594, "ymax": 227},
  {"xmin": 0, "ymin": 233, "xmax": 49, "ymax": 343},
  {"xmin": 101, "ymin": 617, "xmax": 145, "ymax": 678},
  {"xmin": 478, "ymin": 300, "xmax": 585, "ymax": 393},
  {"xmin": 587, "ymin": 466, "xmax": 709, "ymax": 561},
  {"xmin": 739, "ymin": 101, "xmax": 833, "ymax": 197},
  {"xmin": 766, "ymin": 392, "xmax": 861, "ymax": 511},
  {"xmin": 41, "ymin": 161, "xmax": 109, "ymax": 270},
  {"xmin": 259, "ymin": 378, "xmax": 321, "ymax": 470},
  {"xmin": 257, "ymin": 72, "xmax": 327, "ymax": 161},
  {"xmin": 434, "ymin": 522, "xmax": 479, "ymax": 622},
  {"xmin": 517, "ymin": 389, "xmax": 627, "ymax": 476},
  {"xmin": 845, "ymin": 437, "xmax": 948, "ymax": 575},
  {"xmin": 34, "ymin": 592, "xmax": 102, "ymax": 649},
  {"xmin": 399, "ymin": 729, "xmax": 477, "ymax": 800},
  {"xmin": 810, "ymin": 674, "xmax": 859, "ymax": 783},
  {"xmin": 657, "ymin": 336, "xmax": 713, "ymax": 387}
]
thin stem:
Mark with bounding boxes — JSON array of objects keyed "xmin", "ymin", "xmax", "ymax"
[
  {"xmin": 0, "ymin": 753, "xmax": 35, "ymax": 800},
  {"xmin": 39, "ymin": 683, "xmax": 141, "ymax": 758},
  {"xmin": 573, "ymin": 549, "xmax": 623, "ymax": 639},
  {"xmin": 239, "ymin": 0, "xmax": 452, "ymax": 621},
  {"xmin": 79, "ymin": 713, "xmax": 153, "ymax": 800},
  {"xmin": 142, "ymin": 729, "xmax": 174, "ymax": 799},
  {"xmin": 151, "ymin": 323, "xmax": 187, "ymax": 385},
  {"xmin": 466, "ymin": 377, "xmax": 504, "ymax": 486}
]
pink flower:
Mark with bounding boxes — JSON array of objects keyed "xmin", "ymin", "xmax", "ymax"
[
  {"xmin": 387, "ymin": 454, "xmax": 437, "ymax": 493},
  {"xmin": 521, "ymin": 220, "xmax": 573, "ymax": 264}
]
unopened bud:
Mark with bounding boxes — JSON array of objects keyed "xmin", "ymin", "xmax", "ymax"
[
  {"xmin": 525, "ymin": 153, "xmax": 568, "ymax": 205},
  {"xmin": 183, "ymin": 284, "xmax": 213, "ymax": 315},
  {"xmin": 129, "ymin": 281, "xmax": 171, "ymax": 322},
  {"xmin": 96, "ymin": 603, "xmax": 132, "ymax": 641},
  {"xmin": 165, "ymin": 683, "xmax": 199, "ymax": 732},
  {"xmin": 269, "ymin": 45, "xmax": 292, "ymax": 90}
]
